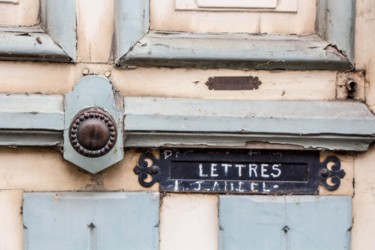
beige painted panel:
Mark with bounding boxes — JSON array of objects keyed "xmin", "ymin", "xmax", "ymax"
[
  {"xmin": 352, "ymin": 146, "xmax": 375, "ymax": 250},
  {"xmin": 0, "ymin": 148, "xmax": 155, "ymax": 192},
  {"xmin": 151, "ymin": 0, "xmax": 316, "ymax": 34},
  {"xmin": 113, "ymin": 68, "xmax": 337, "ymax": 100},
  {"xmin": 0, "ymin": 0, "xmax": 39, "ymax": 26},
  {"xmin": 319, "ymin": 152, "xmax": 354, "ymax": 196},
  {"xmin": 76, "ymin": 0, "xmax": 114, "ymax": 63},
  {"xmin": 102, "ymin": 149, "xmax": 159, "ymax": 192},
  {"xmin": 177, "ymin": 0, "xmax": 298, "ymax": 12},
  {"xmin": 0, "ymin": 190, "xmax": 23, "ymax": 250},
  {"xmin": 0, "ymin": 62, "xmax": 337, "ymax": 101},
  {"xmin": 260, "ymin": 0, "xmax": 316, "ymax": 35},
  {"xmin": 160, "ymin": 194, "xmax": 218, "ymax": 250},
  {"xmin": 0, "ymin": 0, "xmax": 19, "ymax": 3},
  {"xmin": 355, "ymin": 0, "xmax": 375, "ymax": 113},
  {"xmin": 151, "ymin": 0, "xmax": 260, "ymax": 33},
  {"xmin": 0, "ymin": 148, "xmax": 94, "ymax": 191},
  {"xmin": 196, "ymin": 0, "xmax": 278, "ymax": 9},
  {"xmin": 0, "ymin": 62, "xmax": 112, "ymax": 95},
  {"xmin": 0, "ymin": 62, "xmax": 74, "ymax": 94}
]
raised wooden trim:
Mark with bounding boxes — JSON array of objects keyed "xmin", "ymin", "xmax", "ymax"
[
  {"xmin": 123, "ymin": 97, "xmax": 375, "ymax": 151},
  {"xmin": 124, "ymin": 133, "xmax": 374, "ymax": 152},
  {"xmin": 0, "ymin": 94, "xmax": 64, "ymax": 146},
  {"xmin": 0, "ymin": 0, "xmax": 76, "ymax": 62},
  {"xmin": 0, "ymin": 131, "xmax": 62, "ymax": 146},
  {"xmin": 40, "ymin": 0, "xmax": 77, "ymax": 60},
  {"xmin": 316, "ymin": 0, "xmax": 355, "ymax": 62},
  {"xmin": 120, "ymin": 32, "xmax": 350, "ymax": 70},
  {"xmin": 115, "ymin": 0, "xmax": 149, "ymax": 63},
  {"xmin": 1, "ymin": 94, "xmax": 374, "ymax": 151},
  {"xmin": 115, "ymin": 0, "xmax": 354, "ymax": 70}
]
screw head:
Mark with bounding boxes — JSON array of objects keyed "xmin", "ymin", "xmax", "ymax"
[{"xmin": 320, "ymin": 168, "xmax": 329, "ymax": 178}]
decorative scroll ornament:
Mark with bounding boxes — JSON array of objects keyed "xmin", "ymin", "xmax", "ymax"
[
  {"xmin": 134, "ymin": 153, "xmax": 161, "ymax": 187},
  {"xmin": 69, "ymin": 108, "xmax": 117, "ymax": 158},
  {"xmin": 319, "ymin": 156, "xmax": 346, "ymax": 191}
]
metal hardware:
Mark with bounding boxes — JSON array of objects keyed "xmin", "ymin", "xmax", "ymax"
[
  {"xmin": 282, "ymin": 226, "xmax": 290, "ymax": 233},
  {"xmin": 205, "ymin": 76, "xmax": 262, "ymax": 90},
  {"xmin": 133, "ymin": 153, "xmax": 161, "ymax": 187},
  {"xmin": 133, "ymin": 149, "xmax": 347, "ymax": 194},
  {"xmin": 319, "ymin": 156, "xmax": 346, "ymax": 191},
  {"xmin": 69, "ymin": 108, "xmax": 117, "ymax": 158},
  {"xmin": 63, "ymin": 76, "xmax": 124, "ymax": 174},
  {"xmin": 346, "ymin": 79, "xmax": 357, "ymax": 99}
]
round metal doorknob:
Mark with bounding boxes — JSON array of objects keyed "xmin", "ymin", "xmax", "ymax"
[{"xmin": 69, "ymin": 108, "xmax": 117, "ymax": 158}]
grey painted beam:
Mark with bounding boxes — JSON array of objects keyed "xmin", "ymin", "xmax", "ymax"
[
  {"xmin": 124, "ymin": 132, "xmax": 374, "ymax": 152},
  {"xmin": 2, "ymin": 94, "xmax": 375, "ymax": 151},
  {"xmin": 124, "ymin": 97, "xmax": 375, "ymax": 151},
  {"xmin": 0, "ymin": 94, "xmax": 64, "ymax": 146},
  {"xmin": 120, "ymin": 32, "xmax": 352, "ymax": 70},
  {"xmin": 0, "ymin": 131, "xmax": 62, "ymax": 147}
]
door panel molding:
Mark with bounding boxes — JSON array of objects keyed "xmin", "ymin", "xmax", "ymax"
[
  {"xmin": 0, "ymin": 0, "xmax": 76, "ymax": 62},
  {"xmin": 1, "ymin": 89, "xmax": 375, "ymax": 152},
  {"xmin": 115, "ymin": 0, "xmax": 354, "ymax": 70}
]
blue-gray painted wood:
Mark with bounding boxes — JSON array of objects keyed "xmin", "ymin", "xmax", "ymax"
[
  {"xmin": 124, "ymin": 132, "xmax": 375, "ymax": 152},
  {"xmin": 64, "ymin": 76, "xmax": 124, "ymax": 174},
  {"xmin": 219, "ymin": 196, "xmax": 352, "ymax": 250},
  {"xmin": 40, "ymin": 0, "xmax": 77, "ymax": 61},
  {"xmin": 120, "ymin": 32, "xmax": 351, "ymax": 70},
  {"xmin": 0, "ymin": 113, "xmax": 63, "ymax": 130},
  {"xmin": 219, "ymin": 196, "xmax": 286, "ymax": 250},
  {"xmin": 0, "ymin": 0, "xmax": 76, "ymax": 62},
  {"xmin": 0, "ymin": 94, "xmax": 64, "ymax": 130},
  {"xmin": 115, "ymin": 0, "xmax": 354, "ymax": 70},
  {"xmin": 123, "ymin": 97, "xmax": 375, "ymax": 151},
  {"xmin": 1, "ymin": 93, "xmax": 374, "ymax": 151},
  {"xmin": 23, "ymin": 192, "xmax": 159, "ymax": 250},
  {"xmin": 316, "ymin": 0, "xmax": 355, "ymax": 62},
  {"xmin": 0, "ymin": 94, "xmax": 64, "ymax": 146},
  {"xmin": 285, "ymin": 196, "xmax": 352, "ymax": 249},
  {"xmin": 0, "ymin": 29, "xmax": 71, "ymax": 62},
  {"xmin": 115, "ymin": 0, "xmax": 149, "ymax": 63},
  {"xmin": 0, "ymin": 131, "xmax": 62, "ymax": 146}
]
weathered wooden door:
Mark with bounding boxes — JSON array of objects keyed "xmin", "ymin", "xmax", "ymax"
[{"xmin": 0, "ymin": 0, "xmax": 367, "ymax": 249}]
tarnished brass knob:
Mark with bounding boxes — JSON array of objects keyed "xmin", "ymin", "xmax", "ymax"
[{"xmin": 69, "ymin": 108, "xmax": 117, "ymax": 157}]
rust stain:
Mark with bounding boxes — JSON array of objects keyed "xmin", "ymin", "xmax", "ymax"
[{"xmin": 205, "ymin": 76, "xmax": 262, "ymax": 90}]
